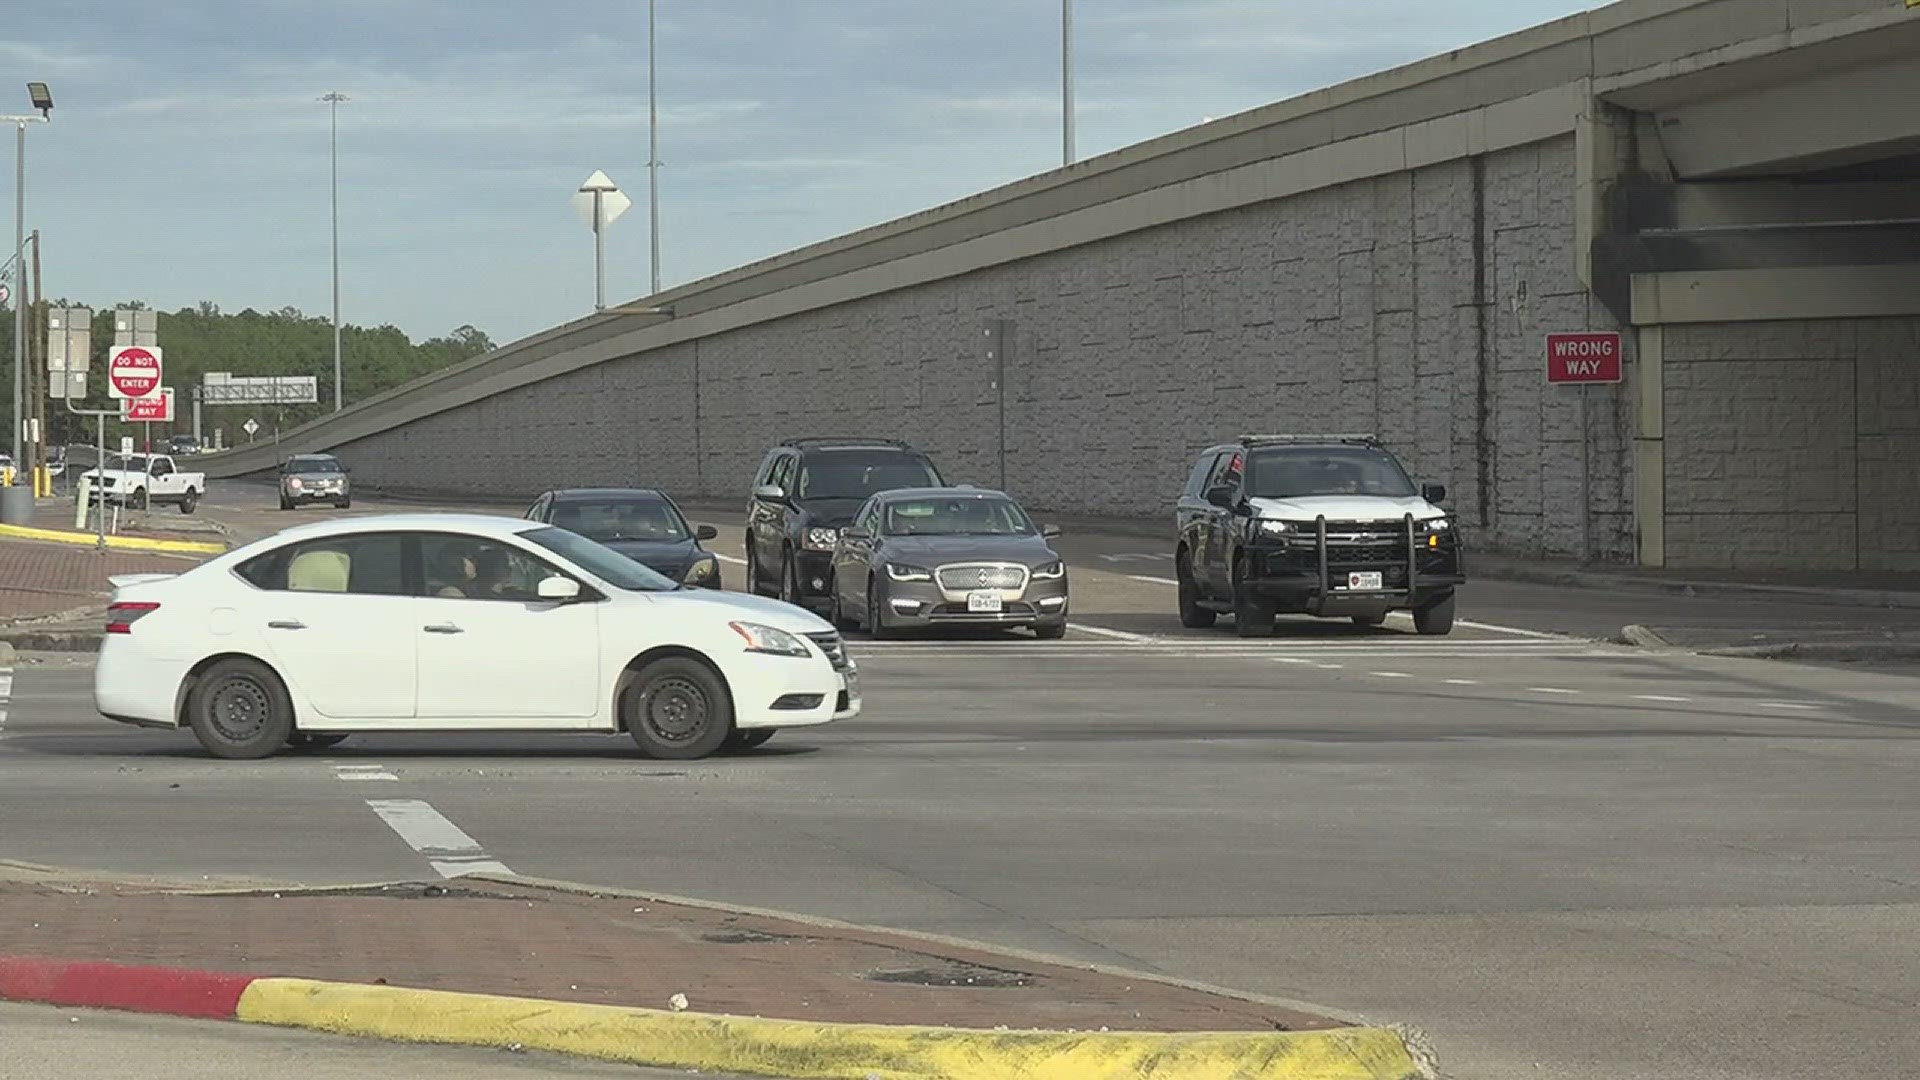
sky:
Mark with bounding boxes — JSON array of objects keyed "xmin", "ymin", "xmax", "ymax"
[{"xmin": 6, "ymin": 0, "xmax": 1596, "ymax": 346}]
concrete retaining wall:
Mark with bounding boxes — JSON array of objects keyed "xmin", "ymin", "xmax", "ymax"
[{"xmin": 337, "ymin": 134, "xmax": 1634, "ymax": 562}]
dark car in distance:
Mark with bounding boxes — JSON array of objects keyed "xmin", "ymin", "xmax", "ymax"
[
  {"xmin": 828, "ymin": 488, "xmax": 1067, "ymax": 639},
  {"xmin": 278, "ymin": 453, "xmax": 351, "ymax": 510},
  {"xmin": 525, "ymin": 488, "xmax": 722, "ymax": 589},
  {"xmin": 745, "ymin": 438, "xmax": 945, "ymax": 611}
]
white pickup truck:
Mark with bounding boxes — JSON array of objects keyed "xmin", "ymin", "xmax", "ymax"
[{"xmin": 83, "ymin": 453, "xmax": 205, "ymax": 514}]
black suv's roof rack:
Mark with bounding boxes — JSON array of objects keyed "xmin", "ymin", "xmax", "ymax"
[
  {"xmin": 780, "ymin": 437, "xmax": 914, "ymax": 450},
  {"xmin": 1236, "ymin": 433, "xmax": 1380, "ymax": 447}
]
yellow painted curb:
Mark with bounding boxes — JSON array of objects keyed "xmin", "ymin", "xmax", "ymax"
[
  {"xmin": 236, "ymin": 978, "xmax": 1426, "ymax": 1080},
  {"xmin": 0, "ymin": 523, "xmax": 225, "ymax": 555}
]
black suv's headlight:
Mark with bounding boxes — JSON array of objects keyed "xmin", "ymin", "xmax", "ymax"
[
  {"xmin": 1253, "ymin": 519, "xmax": 1296, "ymax": 538},
  {"xmin": 803, "ymin": 526, "xmax": 839, "ymax": 551}
]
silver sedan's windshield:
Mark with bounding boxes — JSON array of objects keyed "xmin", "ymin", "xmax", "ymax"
[{"xmin": 883, "ymin": 496, "xmax": 1033, "ymax": 537}]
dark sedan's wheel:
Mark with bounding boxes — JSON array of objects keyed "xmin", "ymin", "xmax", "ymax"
[
  {"xmin": 287, "ymin": 732, "xmax": 350, "ymax": 750},
  {"xmin": 186, "ymin": 659, "xmax": 294, "ymax": 760},
  {"xmin": 624, "ymin": 658, "xmax": 733, "ymax": 760},
  {"xmin": 867, "ymin": 578, "xmax": 902, "ymax": 640},
  {"xmin": 1231, "ymin": 558, "xmax": 1274, "ymax": 638},
  {"xmin": 745, "ymin": 545, "xmax": 767, "ymax": 596},
  {"xmin": 1176, "ymin": 551, "xmax": 1215, "ymax": 629},
  {"xmin": 726, "ymin": 729, "xmax": 776, "ymax": 751},
  {"xmin": 827, "ymin": 575, "xmax": 857, "ymax": 630}
]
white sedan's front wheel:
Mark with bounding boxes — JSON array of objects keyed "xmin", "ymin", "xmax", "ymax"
[{"xmin": 624, "ymin": 658, "xmax": 733, "ymax": 760}]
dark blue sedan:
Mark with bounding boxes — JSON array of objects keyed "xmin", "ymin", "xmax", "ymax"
[{"xmin": 524, "ymin": 488, "xmax": 722, "ymax": 589}]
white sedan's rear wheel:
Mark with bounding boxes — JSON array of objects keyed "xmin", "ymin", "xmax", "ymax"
[
  {"xmin": 624, "ymin": 657, "xmax": 733, "ymax": 760},
  {"xmin": 187, "ymin": 659, "xmax": 294, "ymax": 760}
]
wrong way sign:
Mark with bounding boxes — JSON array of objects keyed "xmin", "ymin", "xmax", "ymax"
[
  {"xmin": 123, "ymin": 387, "xmax": 175, "ymax": 422},
  {"xmin": 108, "ymin": 345, "xmax": 164, "ymax": 399}
]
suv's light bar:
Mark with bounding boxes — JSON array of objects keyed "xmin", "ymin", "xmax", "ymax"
[
  {"xmin": 780, "ymin": 437, "xmax": 912, "ymax": 449},
  {"xmin": 1237, "ymin": 433, "xmax": 1380, "ymax": 447}
]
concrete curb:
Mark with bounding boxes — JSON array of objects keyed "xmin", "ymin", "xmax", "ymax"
[
  {"xmin": 1618, "ymin": 624, "xmax": 1672, "ymax": 649},
  {"xmin": 0, "ymin": 523, "xmax": 225, "ymax": 555},
  {"xmin": 1470, "ymin": 557, "xmax": 1920, "ymax": 611},
  {"xmin": 0, "ymin": 955, "xmax": 1431, "ymax": 1080},
  {"xmin": 1697, "ymin": 641, "xmax": 1920, "ymax": 662}
]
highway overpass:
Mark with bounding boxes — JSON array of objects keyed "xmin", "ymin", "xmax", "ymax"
[{"xmin": 201, "ymin": 0, "xmax": 1920, "ymax": 573}]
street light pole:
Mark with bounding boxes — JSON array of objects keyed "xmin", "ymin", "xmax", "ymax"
[
  {"xmin": 1061, "ymin": 0, "xmax": 1075, "ymax": 167},
  {"xmin": 648, "ymin": 0, "xmax": 661, "ymax": 295},
  {"xmin": 6, "ymin": 90, "xmax": 50, "ymax": 479},
  {"xmin": 322, "ymin": 91, "xmax": 348, "ymax": 412}
]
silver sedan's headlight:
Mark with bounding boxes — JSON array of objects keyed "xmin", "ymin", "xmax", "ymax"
[
  {"xmin": 1031, "ymin": 560, "xmax": 1065, "ymax": 580},
  {"xmin": 728, "ymin": 621, "xmax": 811, "ymax": 658}
]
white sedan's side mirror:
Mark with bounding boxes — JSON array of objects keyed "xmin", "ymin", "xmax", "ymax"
[{"xmin": 537, "ymin": 576, "xmax": 582, "ymax": 602}]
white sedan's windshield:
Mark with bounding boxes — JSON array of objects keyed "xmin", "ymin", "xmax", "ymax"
[{"xmin": 520, "ymin": 526, "xmax": 679, "ymax": 592}]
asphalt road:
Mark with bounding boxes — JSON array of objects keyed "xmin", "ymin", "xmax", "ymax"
[{"xmin": 6, "ymin": 480, "xmax": 1920, "ymax": 1079}]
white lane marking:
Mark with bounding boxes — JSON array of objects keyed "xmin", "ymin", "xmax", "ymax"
[
  {"xmin": 1755, "ymin": 701, "xmax": 1821, "ymax": 711},
  {"xmin": 1126, "ymin": 575, "xmax": 1180, "ymax": 586},
  {"xmin": 334, "ymin": 764, "xmax": 397, "ymax": 781},
  {"xmin": 1527, "ymin": 687, "xmax": 1581, "ymax": 695},
  {"xmin": 1381, "ymin": 611, "xmax": 1567, "ymax": 640},
  {"xmin": 1444, "ymin": 678, "xmax": 1479, "ymax": 685},
  {"xmin": 0, "ymin": 671, "xmax": 11, "ymax": 733},
  {"xmin": 713, "ymin": 554, "xmax": 747, "ymax": 566},
  {"xmin": 1097, "ymin": 553, "xmax": 1173, "ymax": 563},
  {"xmin": 1634, "ymin": 694, "xmax": 1691, "ymax": 703},
  {"xmin": 1274, "ymin": 658, "xmax": 1315, "ymax": 664},
  {"xmin": 1068, "ymin": 623, "xmax": 1159, "ymax": 642},
  {"xmin": 1371, "ymin": 671, "xmax": 1411, "ymax": 679},
  {"xmin": 366, "ymin": 799, "xmax": 514, "ymax": 878},
  {"xmin": 1313, "ymin": 663, "xmax": 1344, "ymax": 669}
]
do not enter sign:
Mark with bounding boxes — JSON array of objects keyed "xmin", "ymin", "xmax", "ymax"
[{"xmin": 108, "ymin": 345, "xmax": 164, "ymax": 399}]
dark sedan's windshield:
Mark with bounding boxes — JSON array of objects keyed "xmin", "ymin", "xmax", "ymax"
[
  {"xmin": 884, "ymin": 496, "xmax": 1033, "ymax": 537},
  {"xmin": 796, "ymin": 452, "xmax": 941, "ymax": 500},
  {"xmin": 520, "ymin": 526, "xmax": 680, "ymax": 591},
  {"xmin": 1246, "ymin": 447, "xmax": 1417, "ymax": 499},
  {"xmin": 548, "ymin": 498, "xmax": 687, "ymax": 542}
]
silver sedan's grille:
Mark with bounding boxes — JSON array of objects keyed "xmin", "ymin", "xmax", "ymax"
[{"xmin": 936, "ymin": 564, "xmax": 1026, "ymax": 591}]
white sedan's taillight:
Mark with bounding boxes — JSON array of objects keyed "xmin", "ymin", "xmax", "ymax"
[{"xmin": 106, "ymin": 602, "xmax": 160, "ymax": 634}]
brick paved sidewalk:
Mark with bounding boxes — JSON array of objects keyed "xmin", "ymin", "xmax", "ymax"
[
  {"xmin": 0, "ymin": 539, "xmax": 203, "ymax": 624},
  {"xmin": 0, "ymin": 877, "xmax": 1343, "ymax": 1034}
]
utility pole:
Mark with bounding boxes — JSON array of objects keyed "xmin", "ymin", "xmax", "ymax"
[
  {"xmin": 1062, "ymin": 0, "xmax": 1075, "ymax": 167},
  {"xmin": 648, "ymin": 0, "xmax": 661, "ymax": 295},
  {"xmin": 322, "ymin": 91, "xmax": 348, "ymax": 412}
]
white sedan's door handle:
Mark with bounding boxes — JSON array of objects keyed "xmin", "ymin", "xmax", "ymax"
[
  {"xmin": 423, "ymin": 623, "xmax": 463, "ymax": 634},
  {"xmin": 267, "ymin": 620, "xmax": 306, "ymax": 630}
]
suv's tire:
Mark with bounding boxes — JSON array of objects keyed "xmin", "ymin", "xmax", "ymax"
[
  {"xmin": 1176, "ymin": 551, "xmax": 1216, "ymax": 629},
  {"xmin": 744, "ymin": 546, "xmax": 764, "ymax": 595},
  {"xmin": 1231, "ymin": 558, "xmax": 1274, "ymax": 638},
  {"xmin": 623, "ymin": 657, "xmax": 733, "ymax": 760},
  {"xmin": 186, "ymin": 658, "xmax": 294, "ymax": 760},
  {"xmin": 279, "ymin": 494, "xmax": 292, "ymax": 510},
  {"xmin": 780, "ymin": 548, "xmax": 804, "ymax": 606},
  {"xmin": 867, "ymin": 578, "xmax": 901, "ymax": 640},
  {"xmin": 1413, "ymin": 592, "xmax": 1456, "ymax": 636},
  {"xmin": 179, "ymin": 488, "xmax": 199, "ymax": 515}
]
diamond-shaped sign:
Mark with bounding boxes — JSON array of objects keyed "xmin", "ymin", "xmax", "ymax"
[{"xmin": 572, "ymin": 170, "xmax": 631, "ymax": 229}]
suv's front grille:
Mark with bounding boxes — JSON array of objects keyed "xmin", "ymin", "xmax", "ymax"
[
  {"xmin": 805, "ymin": 631, "xmax": 851, "ymax": 671},
  {"xmin": 935, "ymin": 564, "xmax": 1027, "ymax": 591}
]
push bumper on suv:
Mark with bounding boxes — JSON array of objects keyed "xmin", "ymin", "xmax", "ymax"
[
  {"xmin": 877, "ymin": 563, "xmax": 1069, "ymax": 630},
  {"xmin": 1243, "ymin": 515, "xmax": 1463, "ymax": 615}
]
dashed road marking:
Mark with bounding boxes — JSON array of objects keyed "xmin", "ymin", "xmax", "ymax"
[
  {"xmin": 1371, "ymin": 671, "xmax": 1412, "ymax": 679},
  {"xmin": 713, "ymin": 554, "xmax": 747, "ymax": 566},
  {"xmin": 366, "ymin": 799, "xmax": 513, "ymax": 878},
  {"xmin": 1634, "ymin": 694, "xmax": 1691, "ymax": 703},
  {"xmin": 1125, "ymin": 575, "xmax": 1181, "ymax": 586},
  {"xmin": 1528, "ymin": 687, "xmax": 1581, "ymax": 695},
  {"xmin": 1444, "ymin": 678, "xmax": 1479, "ymax": 685},
  {"xmin": 1313, "ymin": 663, "xmax": 1344, "ymax": 669},
  {"xmin": 1756, "ymin": 701, "xmax": 1821, "ymax": 711},
  {"xmin": 333, "ymin": 763, "xmax": 397, "ymax": 781},
  {"xmin": 1068, "ymin": 623, "xmax": 1158, "ymax": 642}
]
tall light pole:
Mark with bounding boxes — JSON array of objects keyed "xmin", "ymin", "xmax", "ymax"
[
  {"xmin": 648, "ymin": 0, "xmax": 661, "ymax": 295},
  {"xmin": 321, "ymin": 91, "xmax": 347, "ymax": 412},
  {"xmin": 1061, "ymin": 0, "xmax": 1075, "ymax": 167},
  {"xmin": 6, "ymin": 82, "xmax": 52, "ymax": 480}
]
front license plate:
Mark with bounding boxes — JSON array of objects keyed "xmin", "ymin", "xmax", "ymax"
[
  {"xmin": 967, "ymin": 591, "xmax": 1003, "ymax": 613},
  {"xmin": 1346, "ymin": 572, "xmax": 1384, "ymax": 591}
]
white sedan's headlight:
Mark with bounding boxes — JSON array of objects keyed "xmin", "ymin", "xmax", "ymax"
[
  {"xmin": 1031, "ymin": 560, "xmax": 1065, "ymax": 580},
  {"xmin": 803, "ymin": 527, "xmax": 839, "ymax": 550},
  {"xmin": 728, "ymin": 621, "xmax": 811, "ymax": 658}
]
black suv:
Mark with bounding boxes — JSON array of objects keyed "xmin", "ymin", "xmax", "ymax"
[
  {"xmin": 1174, "ymin": 434, "xmax": 1464, "ymax": 637},
  {"xmin": 746, "ymin": 438, "xmax": 946, "ymax": 610}
]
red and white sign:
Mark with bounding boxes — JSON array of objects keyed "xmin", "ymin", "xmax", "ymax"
[
  {"xmin": 122, "ymin": 387, "xmax": 175, "ymax": 422},
  {"xmin": 1545, "ymin": 332, "xmax": 1622, "ymax": 384},
  {"xmin": 108, "ymin": 345, "xmax": 164, "ymax": 399}
]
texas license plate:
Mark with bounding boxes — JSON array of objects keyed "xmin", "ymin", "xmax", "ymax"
[
  {"xmin": 1346, "ymin": 572, "xmax": 1383, "ymax": 591},
  {"xmin": 967, "ymin": 591, "xmax": 1003, "ymax": 613}
]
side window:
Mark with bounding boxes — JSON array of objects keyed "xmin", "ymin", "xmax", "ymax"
[
  {"xmin": 524, "ymin": 495, "xmax": 549, "ymax": 521},
  {"xmin": 768, "ymin": 453, "xmax": 795, "ymax": 493},
  {"xmin": 420, "ymin": 534, "xmax": 565, "ymax": 602},
  {"xmin": 236, "ymin": 534, "xmax": 408, "ymax": 596},
  {"xmin": 1219, "ymin": 452, "xmax": 1245, "ymax": 498},
  {"xmin": 1184, "ymin": 452, "xmax": 1221, "ymax": 497},
  {"xmin": 151, "ymin": 458, "xmax": 173, "ymax": 477},
  {"xmin": 859, "ymin": 500, "xmax": 882, "ymax": 535},
  {"xmin": 753, "ymin": 451, "xmax": 778, "ymax": 487}
]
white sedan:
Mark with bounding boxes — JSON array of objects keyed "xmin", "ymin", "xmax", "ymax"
[{"xmin": 94, "ymin": 513, "xmax": 860, "ymax": 760}]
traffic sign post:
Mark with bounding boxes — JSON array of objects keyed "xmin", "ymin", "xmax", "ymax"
[
  {"xmin": 243, "ymin": 418, "xmax": 260, "ymax": 443},
  {"xmin": 1545, "ymin": 331, "xmax": 1625, "ymax": 566}
]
